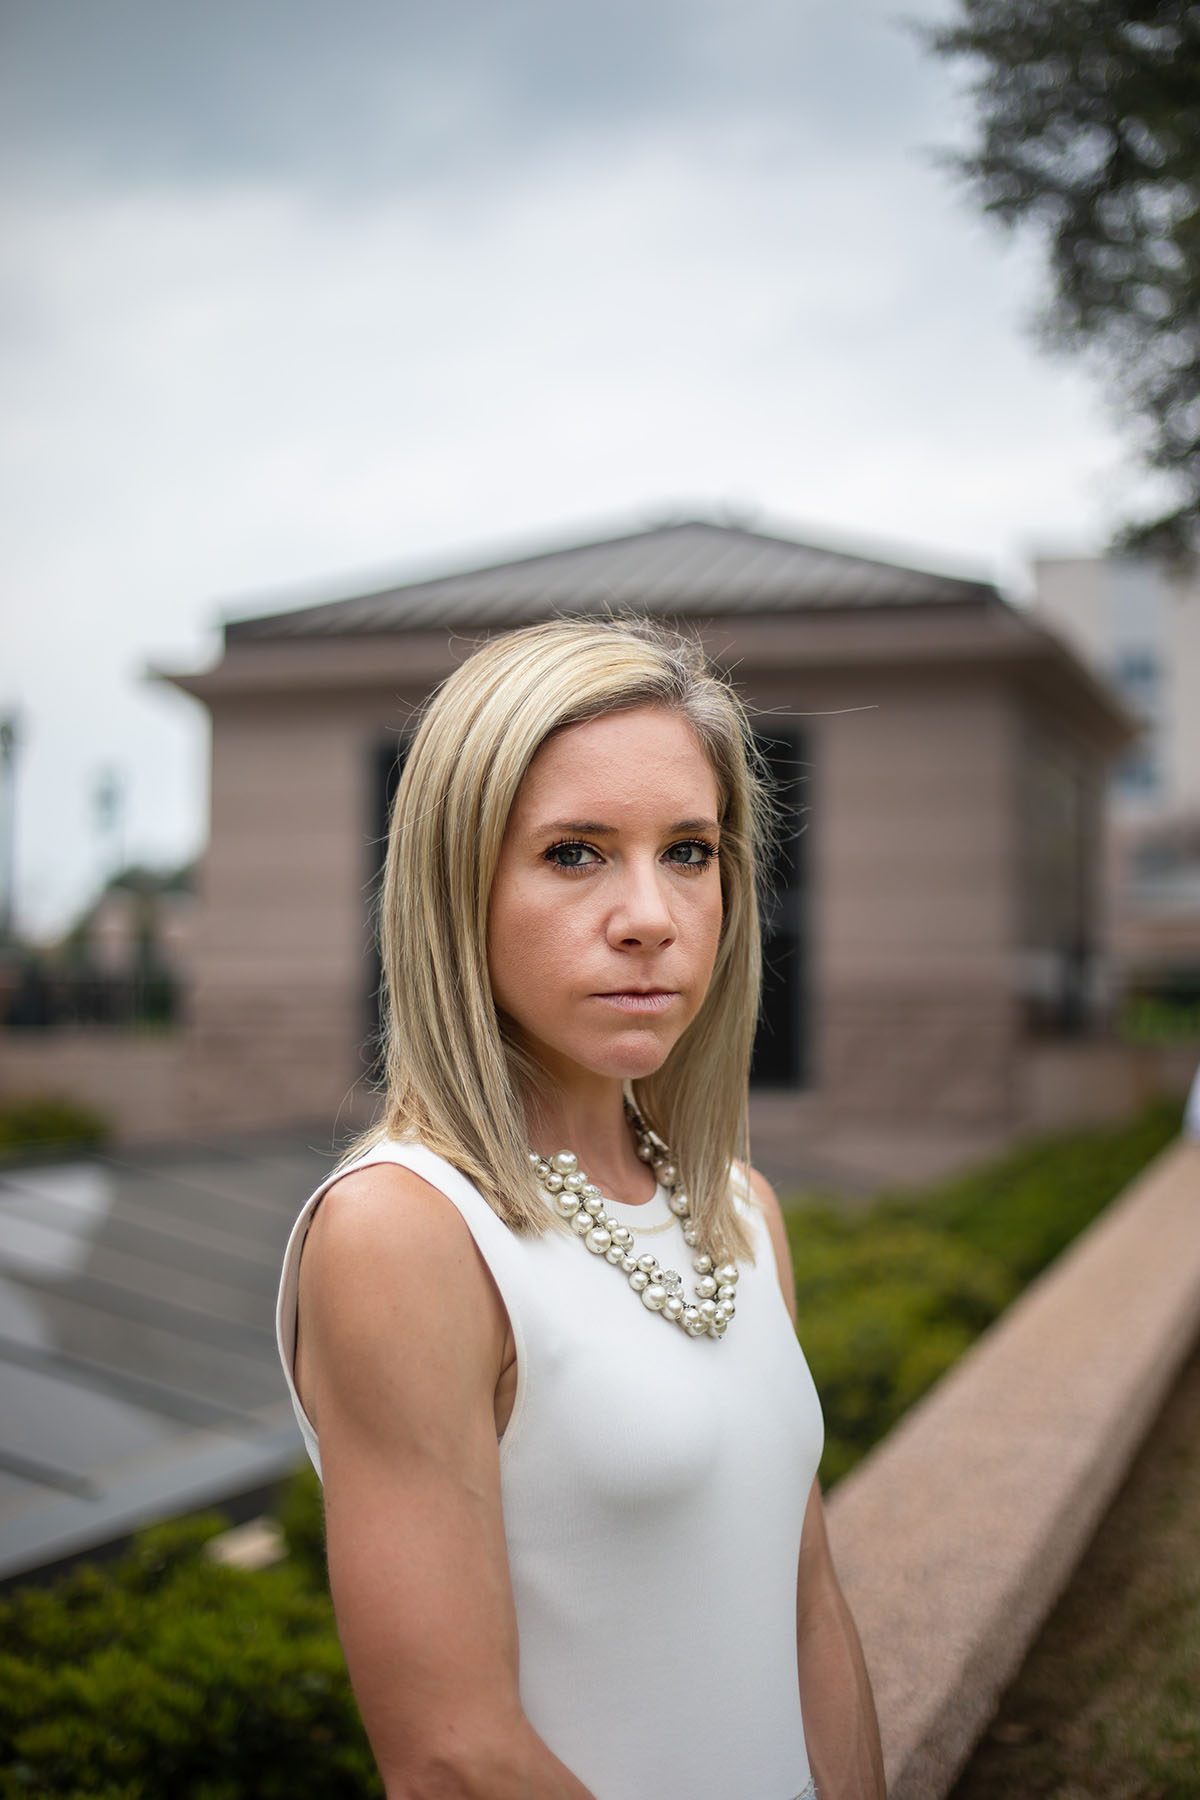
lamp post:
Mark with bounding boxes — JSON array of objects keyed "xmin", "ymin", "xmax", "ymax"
[
  {"xmin": 92, "ymin": 765, "xmax": 126, "ymax": 888},
  {"xmin": 0, "ymin": 712, "xmax": 20, "ymax": 947}
]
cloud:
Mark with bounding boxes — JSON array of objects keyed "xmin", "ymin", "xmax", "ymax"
[
  {"xmin": 1, "ymin": 0, "xmax": 1149, "ymax": 933},
  {"xmin": 1, "ymin": 0, "xmax": 956, "ymax": 201}
]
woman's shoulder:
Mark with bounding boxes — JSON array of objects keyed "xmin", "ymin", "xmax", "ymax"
[
  {"xmin": 302, "ymin": 1150, "xmax": 488, "ymax": 1298},
  {"xmin": 290, "ymin": 1150, "xmax": 510, "ymax": 1461}
]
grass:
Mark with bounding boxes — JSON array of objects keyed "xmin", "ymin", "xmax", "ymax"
[{"xmin": 949, "ymin": 1335, "xmax": 1200, "ymax": 1800}]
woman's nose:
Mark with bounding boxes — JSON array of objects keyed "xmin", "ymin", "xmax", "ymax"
[{"xmin": 606, "ymin": 859, "xmax": 677, "ymax": 947}]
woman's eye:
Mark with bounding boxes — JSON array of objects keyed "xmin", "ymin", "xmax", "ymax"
[
  {"xmin": 545, "ymin": 840, "xmax": 600, "ymax": 870},
  {"xmin": 668, "ymin": 839, "xmax": 719, "ymax": 868}
]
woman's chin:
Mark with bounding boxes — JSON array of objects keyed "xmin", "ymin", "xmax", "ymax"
[
  {"xmin": 517, "ymin": 1021, "xmax": 685, "ymax": 1089},
  {"xmin": 587, "ymin": 1030, "xmax": 680, "ymax": 1082}
]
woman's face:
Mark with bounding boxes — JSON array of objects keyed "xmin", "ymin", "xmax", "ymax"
[{"xmin": 487, "ymin": 703, "xmax": 725, "ymax": 1090}]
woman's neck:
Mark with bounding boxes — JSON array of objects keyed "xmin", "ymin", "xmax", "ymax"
[{"xmin": 523, "ymin": 1077, "xmax": 655, "ymax": 1206}]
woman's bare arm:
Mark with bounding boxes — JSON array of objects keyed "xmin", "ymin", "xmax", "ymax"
[
  {"xmin": 746, "ymin": 1163, "xmax": 888, "ymax": 1800},
  {"xmin": 298, "ymin": 1164, "xmax": 596, "ymax": 1800}
]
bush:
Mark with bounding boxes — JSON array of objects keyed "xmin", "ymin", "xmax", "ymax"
[
  {"xmin": 0, "ymin": 1512, "xmax": 381, "ymax": 1799},
  {"xmin": 881, "ymin": 1096, "xmax": 1183, "ymax": 1285},
  {"xmin": 787, "ymin": 1097, "xmax": 1184, "ymax": 1487},
  {"xmin": 0, "ymin": 1095, "xmax": 111, "ymax": 1162},
  {"xmin": 787, "ymin": 1205, "xmax": 1014, "ymax": 1485},
  {"xmin": 274, "ymin": 1463, "xmax": 327, "ymax": 1589}
]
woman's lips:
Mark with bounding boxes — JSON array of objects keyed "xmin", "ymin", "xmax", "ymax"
[{"xmin": 592, "ymin": 991, "xmax": 678, "ymax": 1012}]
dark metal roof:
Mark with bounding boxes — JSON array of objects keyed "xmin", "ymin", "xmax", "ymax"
[
  {"xmin": 0, "ymin": 1132, "xmax": 336, "ymax": 1584},
  {"xmin": 225, "ymin": 518, "xmax": 1001, "ymax": 641}
]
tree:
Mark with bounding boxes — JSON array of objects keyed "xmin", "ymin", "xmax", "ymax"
[{"xmin": 922, "ymin": 0, "xmax": 1200, "ymax": 567}]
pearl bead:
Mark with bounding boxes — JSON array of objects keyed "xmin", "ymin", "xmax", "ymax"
[{"xmin": 532, "ymin": 1096, "xmax": 740, "ymax": 1342}]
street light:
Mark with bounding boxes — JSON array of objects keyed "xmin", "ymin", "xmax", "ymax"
[{"xmin": 0, "ymin": 712, "xmax": 21, "ymax": 946}]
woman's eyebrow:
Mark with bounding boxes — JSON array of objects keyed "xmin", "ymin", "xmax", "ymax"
[{"xmin": 533, "ymin": 817, "xmax": 719, "ymax": 836}]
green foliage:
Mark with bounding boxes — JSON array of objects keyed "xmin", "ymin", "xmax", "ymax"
[
  {"xmin": 789, "ymin": 1097, "xmax": 1183, "ymax": 1486},
  {"xmin": 0, "ymin": 1094, "xmax": 111, "ymax": 1162},
  {"xmin": 882, "ymin": 1095, "xmax": 1182, "ymax": 1284},
  {"xmin": 922, "ymin": 0, "xmax": 1200, "ymax": 565},
  {"xmin": 274, "ymin": 1462, "xmax": 328, "ymax": 1588},
  {"xmin": 1123, "ymin": 995, "xmax": 1200, "ymax": 1042},
  {"xmin": 788, "ymin": 1204, "xmax": 1014, "ymax": 1485},
  {"xmin": 0, "ymin": 1512, "xmax": 382, "ymax": 1799}
]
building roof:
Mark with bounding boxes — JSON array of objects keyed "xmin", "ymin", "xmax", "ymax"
[
  {"xmin": 224, "ymin": 518, "xmax": 1001, "ymax": 641},
  {"xmin": 0, "ymin": 1133, "xmax": 334, "ymax": 1584}
]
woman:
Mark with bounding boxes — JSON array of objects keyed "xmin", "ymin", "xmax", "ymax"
[{"xmin": 275, "ymin": 615, "xmax": 886, "ymax": 1799}]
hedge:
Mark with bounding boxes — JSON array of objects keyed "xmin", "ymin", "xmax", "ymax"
[
  {"xmin": 0, "ymin": 1095, "xmax": 112, "ymax": 1163},
  {"xmin": 0, "ymin": 1514, "xmax": 381, "ymax": 1799},
  {"xmin": 790, "ymin": 1095, "xmax": 1183, "ymax": 1484}
]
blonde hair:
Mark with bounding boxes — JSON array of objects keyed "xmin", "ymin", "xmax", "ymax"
[{"xmin": 338, "ymin": 614, "xmax": 778, "ymax": 1263}]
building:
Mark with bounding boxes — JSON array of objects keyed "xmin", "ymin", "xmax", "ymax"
[
  {"xmin": 1030, "ymin": 555, "xmax": 1200, "ymax": 1009},
  {"xmin": 143, "ymin": 516, "xmax": 1149, "ymax": 1185}
]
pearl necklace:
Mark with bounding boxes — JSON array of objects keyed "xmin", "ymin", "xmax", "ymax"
[{"xmin": 529, "ymin": 1097, "xmax": 740, "ymax": 1340}]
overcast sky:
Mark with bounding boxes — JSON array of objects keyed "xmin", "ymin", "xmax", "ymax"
[{"xmin": 2, "ymin": 0, "xmax": 1156, "ymax": 936}]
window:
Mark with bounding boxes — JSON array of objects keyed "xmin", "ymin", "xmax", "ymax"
[
  {"xmin": 748, "ymin": 728, "xmax": 810, "ymax": 1089},
  {"xmin": 1111, "ymin": 646, "xmax": 1163, "ymax": 797}
]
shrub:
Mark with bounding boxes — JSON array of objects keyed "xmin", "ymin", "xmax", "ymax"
[
  {"xmin": 0, "ymin": 1512, "xmax": 381, "ymax": 1798},
  {"xmin": 0, "ymin": 1095, "xmax": 111, "ymax": 1163},
  {"xmin": 880, "ymin": 1096, "xmax": 1183, "ymax": 1285},
  {"xmin": 787, "ymin": 1097, "xmax": 1184, "ymax": 1487},
  {"xmin": 274, "ymin": 1463, "xmax": 327, "ymax": 1589},
  {"xmin": 787, "ymin": 1205, "xmax": 1013, "ymax": 1485}
]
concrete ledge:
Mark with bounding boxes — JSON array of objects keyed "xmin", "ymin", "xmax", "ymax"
[{"xmin": 824, "ymin": 1135, "xmax": 1200, "ymax": 1800}]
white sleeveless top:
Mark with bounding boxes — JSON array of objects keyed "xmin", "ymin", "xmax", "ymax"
[{"xmin": 275, "ymin": 1137, "xmax": 825, "ymax": 1800}]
